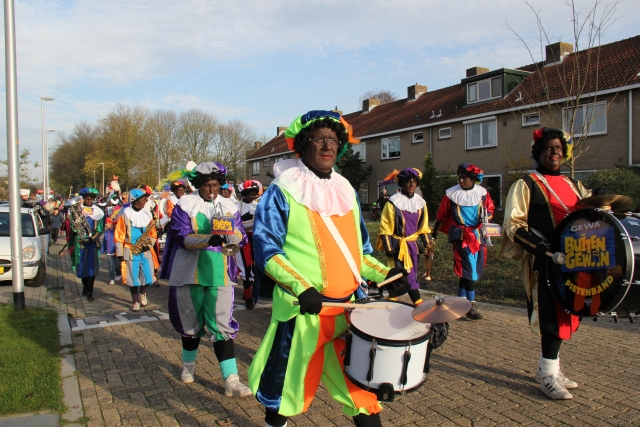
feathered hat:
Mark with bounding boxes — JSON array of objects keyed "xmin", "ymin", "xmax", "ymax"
[
  {"xmin": 531, "ymin": 127, "xmax": 573, "ymax": 160},
  {"xmin": 238, "ymin": 180, "xmax": 263, "ymax": 196},
  {"xmin": 457, "ymin": 163, "xmax": 484, "ymax": 184},
  {"xmin": 79, "ymin": 187, "xmax": 99, "ymax": 198},
  {"xmin": 377, "ymin": 168, "xmax": 423, "ymax": 187}
]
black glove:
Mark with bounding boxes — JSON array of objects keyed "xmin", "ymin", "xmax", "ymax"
[
  {"xmin": 297, "ymin": 287, "xmax": 322, "ymax": 315},
  {"xmin": 534, "ymin": 243, "xmax": 549, "ymax": 272},
  {"xmin": 141, "ymin": 246, "xmax": 150, "ymax": 252},
  {"xmin": 385, "ymin": 250, "xmax": 394, "ymax": 257},
  {"xmin": 117, "ymin": 256, "xmax": 124, "ymax": 264},
  {"xmin": 241, "ymin": 213, "xmax": 253, "ymax": 221},
  {"xmin": 385, "ymin": 267, "xmax": 409, "ymax": 298},
  {"xmin": 208, "ymin": 235, "xmax": 223, "ymax": 247},
  {"xmin": 366, "ymin": 279, "xmax": 377, "ymax": 289}
]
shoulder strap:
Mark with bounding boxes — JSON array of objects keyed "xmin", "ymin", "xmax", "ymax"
[
  {"xmin": 319, "ymin": 214, "xmax": 366, "ymax": 285},
  {"xmin": 531, "ymin": 171, "xmax": 571, "ymax": 214}
]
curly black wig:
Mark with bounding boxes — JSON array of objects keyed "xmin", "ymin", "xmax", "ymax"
[
  {"xmin": 170, "ymin": 182, "xmax": 187, "ymax": 193},
  {"xmin": 293, "ymin": 117, "xmax": 349, "ymax": 157},
  {"xmin": 190, "ymin": 172, "xmax": 226, "ymax": 189},
  {"xmin": 397, "ymin": 173, "xmax": 421, "ymax": 187},
  {"xmin": 531, "ymin": 127, "xmax": 567, "ymax": 162}
]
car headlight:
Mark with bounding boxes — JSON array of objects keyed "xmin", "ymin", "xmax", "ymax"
[{"xmin": 22, "ymin": 245, "xmax": 35, "ymax": 261}]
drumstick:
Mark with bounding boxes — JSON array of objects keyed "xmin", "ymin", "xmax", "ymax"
[
  {"xmin": 546, "ymin": 251, "xmax": 565, "ymax": 265},
  {"xmin": 375, "ymin": 273, "xmax": 404, "ymax": 288},
  {"xmin": 292, "ymin": 301, "xmax": 394, "ymax": 309}
]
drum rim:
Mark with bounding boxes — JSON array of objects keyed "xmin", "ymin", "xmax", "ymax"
[
  {"xmin": 348, "ymin": 300, "xmax": 433, "ymax": 346},
  {"xmin": 547, "ymin": 208, "xmax": 635, "ymax": 316},
  {"xmin": 344, "ymin": 369, "xmax": 426, "ymax": 395}
]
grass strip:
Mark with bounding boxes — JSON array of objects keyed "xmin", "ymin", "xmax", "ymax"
[{"xmin": 0, "ymin": 305, "xmax": 66, "ymax": 415}]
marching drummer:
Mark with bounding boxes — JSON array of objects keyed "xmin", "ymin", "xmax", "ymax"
[
  {"xmin": 502, "ymin": 127, "xmax": 590, "ymax": 400},
  {"xmin": 377, "ymin": 168, "xmax": 431, "ymax": 306},
  {"xmin": 248, "ymin": 110, "xmax": 409, "ymax": 427}
]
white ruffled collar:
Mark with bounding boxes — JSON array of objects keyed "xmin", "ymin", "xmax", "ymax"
[
  {"xmin": 388, "ymin": 192, "xmax": 426, "ymax": 213},
  {"xmin": 82, "ymin": 205, "xmax": 105, "ymax": 222},
  {"xmin": 272, "ymin": 158, "xmax": 355, "ymax": 216},
  {"xmin": 178, "ymin": 192, "xmax": 238, "ymax": 221},
  {"xmin": 445, "ymin": 184, "xmax": 487, "ymax": 207},
  {"xmin": 123, "ymin": 206, "xmax": 153, "ymax": 227}
]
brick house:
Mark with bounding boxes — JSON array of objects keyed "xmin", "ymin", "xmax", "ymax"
[{"xmin": 247, "ymin": 36, "xmax": 640, "ymax": 207}]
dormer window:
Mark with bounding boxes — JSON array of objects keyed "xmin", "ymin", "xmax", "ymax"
[{"xmin": 467, "ymin": 76, "xmax": 502, "ymax": 103}]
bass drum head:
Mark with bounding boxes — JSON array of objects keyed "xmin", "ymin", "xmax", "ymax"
[
  {"xmin": 546, "ymin": 209, "xmax": 633, "ymax": 317},
  {"xmin": 349, "ymin": 301, "xmax": 431, "ymax": 344}
]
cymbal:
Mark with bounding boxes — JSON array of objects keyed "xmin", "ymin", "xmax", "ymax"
[
  {"xmin": 576, "ymin": 194, "xmax": 634, "ymax": 212},
  {"xmin": 412, "ymin": 296, "xmax": 472, "ymax": 323}
]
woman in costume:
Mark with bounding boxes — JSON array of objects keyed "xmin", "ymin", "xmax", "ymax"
[
  {"xmin": 377, "ymin": 168, "xmax": 431, "ymax": 306},
  {"xmin": 160, "ymin": 162, "xmax": 252, "ymax": 397},
  {"xmin": 114, "ymin": 188, "xmax": 156, "ymax": 311},
  {"xmin": 433, "ymin": 163, "xmax": 494, "ymax": 320},
  {"xmin": 249, "ymin": 110, "xmax": 409, "ymax": 427},
  {"xmin": 502, "ymin": 127, "xmax": 590, "ymax": 400},
  {"xmin": 74, "ymin": 187, "xmax": 105, "ymax": 302},
  {"xmin": 236, "ymin": 180, "xmax": 262, "ymax": 309},
  {"xmin": 101, "ymin": 194, "xmax": 123, "ymax": 285}
]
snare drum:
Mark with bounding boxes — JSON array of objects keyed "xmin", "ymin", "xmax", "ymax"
[
  {"xmin": 546, "ymin": 209, "xmax": 640, "ymax": 317},
  {"xmin": 344, "ymin": 301, "xmax": 432, "ymax": 397}
]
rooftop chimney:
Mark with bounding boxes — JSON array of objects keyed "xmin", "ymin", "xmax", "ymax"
[
  {"xmin": 407, "ymin": 84, "xmax": 427, "ymax": 100},
  {"xmin": 362, "ymin": 98, "xmax": 380, "ymax": 112},
  {"xmin": 332, "ymin": 106, "xmax": 343, "ymax": 116},
  {"xmin": 545, "ymin": 42, "xmax": 573, "ymax": 64},
  {"xmin": 254, "ymin": 141, "xmax": 262, "ymax": 151},
  {"xmin": 466, "ymin": 66, "xmax": 490, "ymax": 78},
  {"xmin": 277, "ymin": 126, "xmax": 287, "ymax": 136}
]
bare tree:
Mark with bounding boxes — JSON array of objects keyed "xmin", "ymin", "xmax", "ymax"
[
  {"xmin": 358, "ymin": 90, "xmax": 399, "ymax": 109},
  {"xmin": 216, "ymin": 119, "xmax": 258, "ymax": 181},
  {"xmin": 176, "ymin": 109, "xmax": 219, "ymax": 165},
  {"xmin": 50, "ymin": 121, "xmax": 99, "ymax": 193},
  {"xmin": 506, "ymin": 0, "xmax": 622, "ymax": 178},
  {"xmin": 144, "ymin": 109, "xmax": 180, "ymax": 186}
]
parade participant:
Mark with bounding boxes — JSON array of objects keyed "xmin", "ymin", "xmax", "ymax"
[
  {"xmin": 502, "ymin": 127, "xmax": 589, "ymax": 400},
  {"xmin": 74, "ymin": 187, "xmax": 105, "ymax": 302},
  {"xmin": 220, "ymin": 184, "xmax": 232, "ymax": 199},
  {"xmin": 160, "ymin": 162, "xmax": 252, "ymax": 397},
  {"xmin": 248, "ymin": 110, "xmax": 409, "ymax": 427},
  {"xmin": 101, "ymin": 195, "xmax": 123, "ymax": 285},
  {"xmin": 236, "ymin": 180, "xmax": 262, "ymax": 309},
  {"xmin": 114, "ymin": 188, "xmax": 156, "ymax": 311},
  {"xmin": 377, "ymin": 168, "xmax": 431, "ymax": 306},
  {"xmin": 139, "ymin": 185, "xmax": 162, "ymax": 286},
  {"xmin": 50, "ymin": 207, "xmax": 65, "ymax": 244},
  {"xmin": 163, "ymin": 180, "xmax": 187, "ymax": 219},
  {"xmin": 433, "ymin": 163, "xmax": 494, "ymax": 320}
]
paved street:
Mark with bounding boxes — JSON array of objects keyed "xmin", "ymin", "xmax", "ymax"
[{"xmin": 1, "ymin": 241, "xmax": 640, "ymax": 427}]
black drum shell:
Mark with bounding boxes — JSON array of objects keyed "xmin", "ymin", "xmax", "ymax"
[{"xmin": 546, "ymin": 209, "xmax": 640, "ymax": 317}]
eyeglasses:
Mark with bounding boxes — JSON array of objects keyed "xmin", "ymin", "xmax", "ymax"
[
  {"xmin": 543, "ymin": 146, "xmax": 563, "ymax": 154},
  {"xmin": 308, "ymin": 137, "xmax": 339, "ymax": 148}
]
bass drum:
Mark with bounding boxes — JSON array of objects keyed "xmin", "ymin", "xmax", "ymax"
[{"xmin": 546, "ymin": 208, "xmax": 640, "ymax": 317}]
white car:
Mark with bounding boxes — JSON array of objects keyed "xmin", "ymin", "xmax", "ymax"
[{"xmin": 0, "ymin": 206, "xmax": 51, "ymax": 287}]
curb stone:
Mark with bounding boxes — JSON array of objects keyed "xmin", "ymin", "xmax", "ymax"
[{"xmin": 58, "ymin": 313, "xmax": 84, "ymax": 424}]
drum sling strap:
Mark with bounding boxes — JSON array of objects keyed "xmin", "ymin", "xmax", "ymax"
[{"xmin": 319, "ymin": 214, "xmax": 366, "ymax": 287}]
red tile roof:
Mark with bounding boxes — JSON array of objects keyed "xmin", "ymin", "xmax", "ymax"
[{"xmin": 248, "ymin": 36, "xmax": 640, "ymax": 159}]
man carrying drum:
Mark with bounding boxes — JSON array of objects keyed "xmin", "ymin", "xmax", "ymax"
[
  {"xmin": 248, "ymin": 110, "xmax": 409, "ymax": 427},
  {"xmin": 502, "ymin": 127, "xmax": 590, "ymax": 400}
]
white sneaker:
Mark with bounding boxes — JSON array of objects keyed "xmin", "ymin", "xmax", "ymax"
[
  {"xmin": 224, "ymin": 374, "xmax": 252, "ymax": 397},
  {"xmin": 108, "ymin": 280, "xmax": 115, "ymax": 285},
  {"xmin": 115, "ymin": 275, "xmax": 122, "ymax": 281},
  {"xmin": 535, "ymin": 368, "xmax": 578, "ymax": 388},
  {"xmin": 540, "ymin": 375, "xmax": 573, "ymax": 400},
  {"xmin": 140, "ymin": 294, "xmax": 148, "ymax": 307},
  {"xmin": 132, "ymin": 302, "xmax": 141, "ymax": 312},
  {"xmin": 181, "ymin": 362, "xmax": 196, "ymax": 384}
]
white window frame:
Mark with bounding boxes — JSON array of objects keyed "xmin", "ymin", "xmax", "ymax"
[
  {"xmin": 464, "ymin": 116, "xmax": 497, "ymax": 150},
  {"xmin": 381, "ymin": 136, "xmax": 401, "ymax": 160},
  {"xmin": 359, "ymin": 182, "xmax": 369, "ymax": 204},
  {"xmin": 263, "ymin": 158, "xmax": 269, "ymax": 167},
  {"xmin": 412, "ymin": 132, "xmax": 424, "ymax": 144},
  {"xmin": 521, "ymin": 112, "xmax": 541, "ymax": 127},
  {"xmin": 467, "ymin": 76, "xmax": 502, "ymax": 104},
  {"xmin": 351, "ymin": 142, "xmax": 367, "ymax": 162},
  {"xmin": 252, "ymin": 161, "xmax": 260, "ymax": 176},
  {"xmin": 562, "ymin": 101, "xmax": 607, "ymax": 137},
  {"xmin": 438, "ymin": 127, "xmax": 451, "ymax": 140},
  {"xmin": 482, "ymin": 174, "xmax": 502, "ymax": 207}
]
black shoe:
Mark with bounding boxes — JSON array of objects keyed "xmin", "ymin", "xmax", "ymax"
[
  {"xmin": 467, "ymin": 302, "xmax": 483, "ymax": 320},
  {"xmin": 87, "ymin": 294, "xmax": 95, "ymax": 302},
  {"xmin": 245, "ymin": 299, "xmax": 255, "ymax": 310},
  {"xmin": 152, "ymin": 281, "xmax": 160, "ymax": 288}
]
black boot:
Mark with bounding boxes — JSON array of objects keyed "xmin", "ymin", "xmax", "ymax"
[
  {"xmin": 353, "ymin": 413, "xmax": 382, "ymax": 427},
  {"xmin": 265, "ymin": 409, "xmax": 287, "ymax": 427}
]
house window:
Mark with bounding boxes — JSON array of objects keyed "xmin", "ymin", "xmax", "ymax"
[
  {"xmin": 563, "ymin": 101, "xmax": 607, "ymax": 137},
  {"xmin": 351, "ymin": 142, "xmax": 366, "ymax": 162},
  {"xmin": 358, "ymin": 183, "xmax": 369, "ymax": 204},
  {"xmin": 464, "ymin": 117, "xmax": 497, "ymax": 149},
  {"xmin": 275, "ymin": 156, "xmax": 283, "ymax": 163},
  {"xmin": 252, "ymin": 161, "xmax": 260, "ymax": 175},
  {"xmin": 412, "ymin": 132, "xmax": 424, "ymax": 144},
  {"xmin": 522, "ymin": 112, "xmax": 540, "ymax": 127},
  {"xmin": 381, "ymin": 136, "xmax": 401, "ymax": 159},
  {"xmin": 263, "ymin": 158, "xmax": 269, "ymax": 167},
  {"xmin": 438, "ymin": 127, "xmax": 451, "ymax": 139},
  {"xmin": 467, "ymin": 76, "xmax": 502, "ymax": 104}
]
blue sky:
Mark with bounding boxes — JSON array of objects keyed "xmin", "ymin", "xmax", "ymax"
[{"xmin": 1, "ymin": 0, "xmax": 638, "ymax": 180}]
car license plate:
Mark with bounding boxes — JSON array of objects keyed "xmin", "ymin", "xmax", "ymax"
[{"xmin": 0, "ymin": 267, "xmax": 4, "ymax": 274}]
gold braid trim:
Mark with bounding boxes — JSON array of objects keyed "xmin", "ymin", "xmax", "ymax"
[
  {"xmin": 272, "ymin": 255, "xmax": 311, "ymax": 295},
  {"xmin": 515, "ymin": 232, "xmax": 538, "ymax": 249},
  {"xmin": 305, "ymin": 209, "xmax": 328, "ymax": 293},
  {"xmin": 364, "ymin": 256, "xmax": 388, "ymax": 275}
]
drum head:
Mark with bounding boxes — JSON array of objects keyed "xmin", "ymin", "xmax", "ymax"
[
  {"xmin": 547, "ymin": 209, "xmax": 633, "ymax": 316},
  {"xmin": 350, "ymin": 301, "xmax": 431, "ymax": 341}
]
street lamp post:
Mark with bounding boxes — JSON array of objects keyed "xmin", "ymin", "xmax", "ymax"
[
  {"xmin": 40, "ymin": 97, "xmax": 53, "ymax": 198},
  {"xmin": 45, "ymin": 128, "xmax": 54, "ymax": 197},
  {"xmin": 99, "ymin": 162, "xmax": 105, "ymax": 196},
  {"xmin": 93, "ymin": 170, "xmax": 96, "ymax": 189}
]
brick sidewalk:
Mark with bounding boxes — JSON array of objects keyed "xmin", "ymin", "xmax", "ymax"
[{"xmin": 1, "ymin": 242, "xmax": 639, "ymax": 426}]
